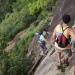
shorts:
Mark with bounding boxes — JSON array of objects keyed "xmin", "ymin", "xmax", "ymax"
[
  {"xmin": 62, "ymin": 49, "xmax": 72, "ymax": 57},
  {"xmin": 40, "ymin": 44, "xmax": 47, "ymax": 50},
  {"xmin": 55, "ymin": 48, "xmax": 72, "ymax": 58}
]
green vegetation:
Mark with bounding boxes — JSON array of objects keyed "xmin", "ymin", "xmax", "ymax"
[{"xmin": 0, "ymin": 0, "xmax": 58, "ymax": 75}]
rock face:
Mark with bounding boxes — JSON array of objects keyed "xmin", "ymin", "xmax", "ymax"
[
  {"xmin": 34, "ymin": 49, "xmax": 75, "ymax": 75},
  {"xmin": 34, "ymin": 0, "xmax": 75, "ymax": 75},
  {"xmin": 49, "ymin": 0, "xmax": 75, "ymax": 31},
  {"xmin": 27, "ymin": 37, "xmax": 41, "ymax": 62}
]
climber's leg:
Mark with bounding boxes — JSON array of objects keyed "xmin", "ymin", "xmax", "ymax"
[
  {"xmin": 63, "ymin": 49, "xmax": 72, "ymax": 67},
  {"xmin": 58, "ymin": 52, "xmax": 62, "ymax": 66}
]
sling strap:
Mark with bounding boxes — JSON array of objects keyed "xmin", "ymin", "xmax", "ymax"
[{"xmin": 61, "ymin": 25, "xmax": 69, "ymax": 32}]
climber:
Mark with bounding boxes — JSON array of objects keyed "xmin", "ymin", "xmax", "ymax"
[
  {"xmin": 52, "ymin": 14, "xmax": 75, "ymax": 68},
  {"xmin": 39, "ymin": 31, "xmax": 48, "ymax": 55},
  {"xmin": 36, "ymin": 30, "xmax": 49, "ymax": 55}
]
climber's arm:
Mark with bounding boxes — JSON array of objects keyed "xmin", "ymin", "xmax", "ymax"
[
  {"xmin": 69, "ymin": 28, "xmax": 75, "ymax": 40},
  {"xmin": 48, "ymin": 28, "xmax": 56, "ymax": 47},
  {"xmin": 52, "ymin": 28, "xmax": 56, "ymax": 43}
]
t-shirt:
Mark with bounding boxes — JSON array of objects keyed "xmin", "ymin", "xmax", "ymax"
[
  {"xmin": 39, "ymin": 35, "xmax": 45, "ymax": 41},
  {"xmin": 38, "ymin": 35, "xmax": 45, "ymax": 44}
]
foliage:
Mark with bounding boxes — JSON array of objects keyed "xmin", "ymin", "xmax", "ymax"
[
  {"xmin": 0, "ymin": 15, "xmax": 51, "ymax": 75},
  {"xmin": 0, "ymin": 0, "xmax": 58, "ymax": 75},
  {"xmin": 28, "ymin": 0, "xmax": 49, "ymax": 15},
  {"xmin": 0, "ymin": 8, "xmax": 37, "ymax": 49}
]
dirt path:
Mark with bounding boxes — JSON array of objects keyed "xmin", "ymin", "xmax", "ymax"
[
  {"xmin": 34, "ymin": 31, "xmax": 75, "ymax": 75},
  {"xmin": 4, "ymin": 30, "xmax": 26, "ymax": 52},
  {"xmin": 34, "ymin": 48, "xmax": 75, "ymax": 75},
  {"xmin": 34, "ymin": 49, "xmax": 59, "ymax": 75}
]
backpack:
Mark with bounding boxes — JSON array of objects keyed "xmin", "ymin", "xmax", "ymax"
[
  {"xmin": 55, "ymin": 26, "xmax": 70, "ymax": 48},
  {"xmin": 35, "ymin": 32, "xmax": 41, "ymax": 41}
]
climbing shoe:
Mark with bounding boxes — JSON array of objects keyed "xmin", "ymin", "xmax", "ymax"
[
  {"xmin": 63, "ymin": 62, "xmax": 69, "ymax": 68},
  {"xmin": 57, "ymin": 65, "xmax": 62, "ymax": 69},
  {"xmin": 57, "ymin": 62, "xmax": 64, "ymax": 69}
]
